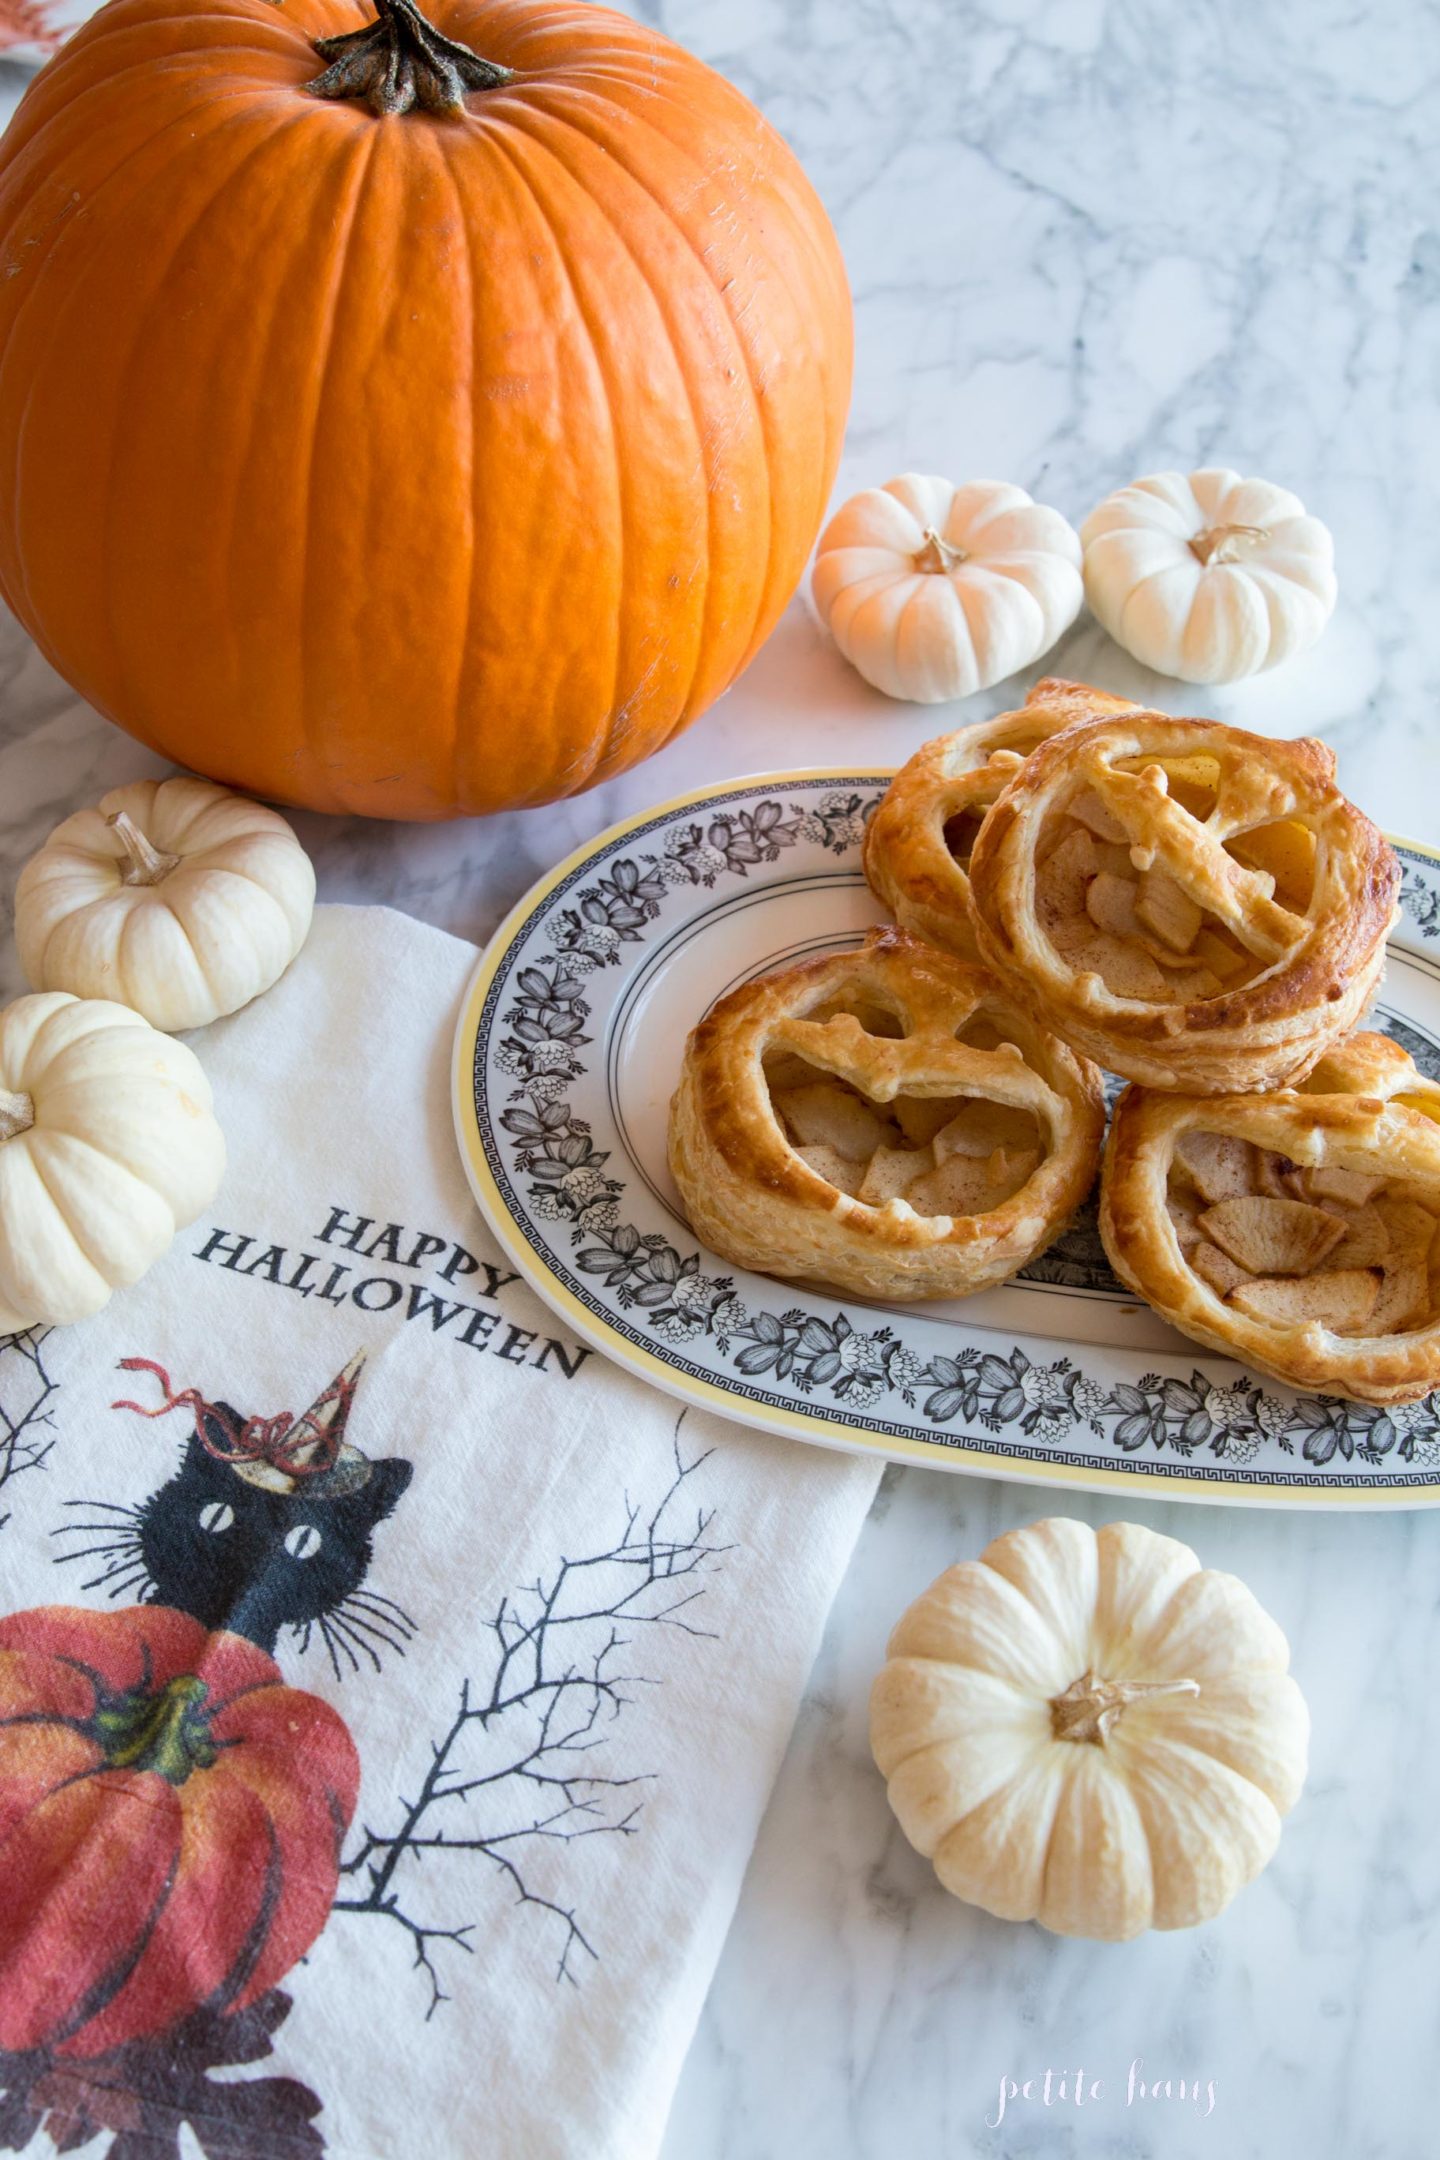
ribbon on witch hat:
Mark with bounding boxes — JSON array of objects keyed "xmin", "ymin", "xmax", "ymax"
[{"xmin": 111, "ymin": 1352, "xmax": 367, "ymax": 1481}]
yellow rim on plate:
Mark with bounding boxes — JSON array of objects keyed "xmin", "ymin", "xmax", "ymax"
[{"xmin": 452, "ymin": 775, "xmax": 1440, "ymax": 1507}]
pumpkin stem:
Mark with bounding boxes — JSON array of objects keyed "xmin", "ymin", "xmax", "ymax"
[
  {"xmin": 0, "ymin": 1088, "xmax": 34, "ymax": 1144},
  {"xmin": 108, "ymin": 809, "xmax": 181, "ymax": 888},
  {"xmin": 1049, "ymin": 1668, "xmax": 1200, "ymax": 1747},
  {"xmin": 93, "ymin": 1673, "xmax": 217, "ymax": 1786},
  {"xmin": 305, "ymin": 0, "xmax": 513, "ymax": 118},
  {"xmin": 913, "ymin": 526, "xmax": 968, "ymax": 575},
  {"xmin": 1189, "ymin": 522, "xmax": 1271, "ymax": 568}
]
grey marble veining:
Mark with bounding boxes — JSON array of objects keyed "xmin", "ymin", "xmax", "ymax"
[
  {"xmin": 1, "ymin": 0, "xmax": 1439, "ymax": 2154},
  {"xmin": 663, "ymin": 1471, "xmax": 1440, "ymax": 2160}
]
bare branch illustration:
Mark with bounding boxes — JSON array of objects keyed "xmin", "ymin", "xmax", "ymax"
[
  {"xmin": 333, "ymin": 1423, "xmax": 730, "ymax": 2015},
  {"xmin": 0, "ymin": 1330, "xmax": 57, "ymax": 1530}
]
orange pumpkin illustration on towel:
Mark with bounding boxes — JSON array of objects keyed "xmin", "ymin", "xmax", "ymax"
[
  {"xmin": 0, "ymin": 1346, "xmax": 410, "ymax": 2150},
  {"xmin": 0, "ymin": 1602, "xmax": 359, "ymax": 2059}
]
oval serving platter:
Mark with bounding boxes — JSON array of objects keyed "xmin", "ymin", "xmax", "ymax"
[{"xmin": 453, "ymin": 772, "xmax": 1440, "ymax": 1507}]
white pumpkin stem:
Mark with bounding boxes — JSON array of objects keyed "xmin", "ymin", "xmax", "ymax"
[
  {"xmin": 1189, "ymin": 522, "xmax": 1271, "ymax": 568},
  {"xmin": 0, "ymin": 1088, "xmax": 35, "ymax": 1144},
  {"xmin": 1050, "ymin": 1668, "xmax": 1200, "ymax": 1747},
  {"xmin": 913, "ymin": 526, "xmax": 969, "ymax": 574},
  {"xmin": 108, "ymin": 810, "xmax": 181, "ymax": 887}
]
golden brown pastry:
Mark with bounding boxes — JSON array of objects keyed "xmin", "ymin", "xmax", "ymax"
[
  {"xmin": 967, "ymin": 708, "xmax": 1399, "ymax": 1093},
  {"xmin": 1100, "ymin": 1033, "xmax": 1440, "ymax": 1405},
  {"xmin": 863, "ymin": 677, "xmax": 1141, "ymax": 957},
  {"xmin": 668, "ymin": 926, "xmax": 1105, "ymax": 1301}
]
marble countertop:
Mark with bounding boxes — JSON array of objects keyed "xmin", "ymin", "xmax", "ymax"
[{"xmin": 2, "ymin": 2, "xmax": 1438, "ymax": 2155}]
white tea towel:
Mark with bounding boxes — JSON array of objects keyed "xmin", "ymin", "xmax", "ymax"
[{"xmin": 0, "ymin": 904, "xmax": 880, "ymax": 2160}]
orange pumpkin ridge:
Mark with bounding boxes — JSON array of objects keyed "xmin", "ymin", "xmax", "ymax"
[
  {"xmin": 0, "ymin": 1603, "xmax": 360, "ymax": 2058},
  {"xmin": 0, "ymin": 0, "xmax": 852, "ymax": 819}
]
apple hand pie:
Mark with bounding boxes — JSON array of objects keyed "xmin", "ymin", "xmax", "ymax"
[
  {"xmin": 1100, "ymin": 1033, "xmax": 1440, "ymax": 1405},
  {"xmin": 667, "ymin": 926, "xmax": 1105, "ymax": 1302},
  {"xmin": 863, "ymin": 677, "xmax": 1141, "ymax": 958},
  {"xmin": 967, "ymin": 707, "xmax": 1399, "ymax": 1093}
]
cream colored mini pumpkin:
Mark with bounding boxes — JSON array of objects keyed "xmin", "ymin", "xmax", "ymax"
[
  {"xmin": 812, "ymin": 476, "xmax": 1083, "ymax": 702},
  {"xmin": 15, "ymin": 777, "xmax": 315, "ymax": 1032},
  {"xmin": 871, "ymin": 1517, "xmax": 1308, "ymax": 1940},
  {"xmin": 1080, "ymin": 469, "xmax": 1337, "ymax": 683},
  {"xmin": 0, "ymin": 993, "xmax": 225, "ymax": 1334}
]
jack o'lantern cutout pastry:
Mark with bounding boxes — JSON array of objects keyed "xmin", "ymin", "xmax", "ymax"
[
  {"xmin": 863, "ymin": 677, "xmax": 1141, "ymax": 959},
  {"xmin": 668, "ymin": 928, "xmax": 1105, "ymax": 1302},
  {"xmin": 1100, "ymin": 1034, "xmax": 1440, "ymax": 1405},
  {"xmin": 967, "ymin": 709, "xmax": 1399, "ymax": 1093}
]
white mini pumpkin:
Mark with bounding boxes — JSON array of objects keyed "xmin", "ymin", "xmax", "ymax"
[
  {"xmin": 871, "ymin": 1517, "xmax": 1308, "ymax": 1940},
  {"xmin": 1080, "ymin": 468, "xmax": 1337, "ymax": 683},
  {"xmin": 0, "ymin": 992, "xmax": 226, "ymax": 1334},
  {"xmin": 812, "ymin": 476, "xmax": 1083, "ymax": 703},
  {"xmin": 15, "ymin": 777, "xmax": 315, "ymax": 1032}
]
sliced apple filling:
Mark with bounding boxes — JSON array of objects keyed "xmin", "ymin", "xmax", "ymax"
[
  {"xmin": 1167, "ymin": 1132, "xmax": 1440, "ymax": 1339},
  {"xmin": 1032, "ymin": 757, "xmax": 1320, "ymax": 1005},
  {"xmin": 764, "ymin": 1052, "xmax": 1043, "ymax": 1218}
]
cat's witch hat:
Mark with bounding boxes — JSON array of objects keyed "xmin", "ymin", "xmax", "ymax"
[
  {"xmin": 234, "ymin": 1351, "xmax": 371, "ymax": 1496},
  {"xmin": 112, "ymin": 1350, "xmax": 378, "ymax": 1497}
]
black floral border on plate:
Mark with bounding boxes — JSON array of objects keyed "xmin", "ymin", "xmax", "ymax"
[{"xmin": 471, "ymin": 784, "xmax": 1440, "ymax": 1489}]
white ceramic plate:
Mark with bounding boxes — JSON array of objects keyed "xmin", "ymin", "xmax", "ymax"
[{"xmin": 453, "ymin": 773, "xmax": 1440, "ymax": 1507}]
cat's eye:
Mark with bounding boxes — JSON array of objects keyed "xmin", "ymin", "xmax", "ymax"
[
  {"xmin": 199, "ymin": 1502, "xmax": 234, "ymax": 1534},
  {"xmin": 285, "ymin": 1524, "xmax": 322, "ymax": 1561}
]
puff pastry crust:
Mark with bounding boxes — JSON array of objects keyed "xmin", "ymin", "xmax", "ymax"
[
  {"xmin": 668, "ymin": 926, "xmax": 1105, "ymax": 1302},
  {"xmin": 1100, "ymin": 1033, "xmax": 1440, "ymax": 1405},
  {"xmin": 968, "ymin": 708, "xmax": 1399, "ymax": 1092},
  {"xmin": 863, "ymin": 677, "xmax": 1141, "ymax": 958}
]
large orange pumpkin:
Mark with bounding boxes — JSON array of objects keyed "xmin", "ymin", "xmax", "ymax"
[
  {"xmin": 0, "ymin": 1603, "xmax": 359, "ymax": 2057},
  {"xmin": 0, "ymin": 0, "xmax": 851, "ymax": 819}
]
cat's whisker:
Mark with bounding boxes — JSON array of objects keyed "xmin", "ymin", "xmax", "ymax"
[
  {"xmin": 316, "ymin": 1614, "xmax": 359, "ymax": 1681},
  {"xmin": 338, "ymin": 1597, "xmax": 414, "ymax": 1651},
  {"xmin": 312, "ymin": 1616, "xmax": 340, "ymax": 1680},
  {"xmin": 52, "ymin": 1521, "xmax": 143, "ymax": 1541},
  {"xmin": 325, "ymin": 1609, "xmax": 384, "ymax": 1674},
  {"xmin": 52, "ymin": 1534, "xmax": 143, "ymax": 1563},
  {"xmin": 345, "ymin": 1590, "xmax": 418, "ymax": 1637},
  {"xmin": 78, "ymin": 1552, "xmax": 151, "ymax": 1586},
  {"xmin": 89, "ymin": 1564, "xmax": 151, "ymax": 1600},
  {"xmin": 335, "ymin": 1615, "xmax": 407, "ymax": 1659},
  {"xmin": 54, "ymin": 1553, "xmax": 144, "ymax": 1578},
  {"xmin": 61, "ymin": 1498, "xmax": 144, "ymax": 1520},
  {"xmin": 340, "ymin": 1617, "xmax": 410, "ymax": 1658},
  {"xmin": 334, "ymin": 1595, "xmax": 399, "ymax": 1630},
  {"xmin": 345, "ymin": 1587, "xmax": 418, "ymax": 1628},
  {"xmin": 328, "ymin": 1614, "xmax": 385, "ymax": 1671}
]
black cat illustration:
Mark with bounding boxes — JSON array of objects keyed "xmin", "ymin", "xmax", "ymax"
[{"xmin": 56, "ymin": 1351, "xmax": 415, "ymax": 1676}]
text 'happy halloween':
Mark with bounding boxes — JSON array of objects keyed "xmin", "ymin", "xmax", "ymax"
[{"xmin": 191, "ymin": 1205, "xmax": 593, "ymax": 1379}]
